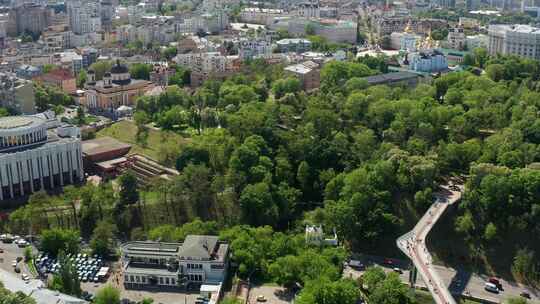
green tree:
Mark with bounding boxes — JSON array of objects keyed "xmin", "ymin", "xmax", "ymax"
[
  {"xmin": 50, "ymin": 252, "xmax": 81, "ymax": 297},
  {"xmin": 90, "ymin": 221, "xmax": 117, "ymax": 258},
  {"xmin": 369, "ymin": 272, "xmax": 413, "ymax": 304},
  {"xmin": 361, "ymin": 266, "xmax": 386, "ymax": 291},
  {"xmin": 296, "ymin": 278, "xmax": 360, "ymax": 304},
  {"xmin": 512, "ymin": 248, "xmax": 538, "ymax": 283},
  {"xmin": 129, "ymin": 63, "xmax": 152, "ymax": 80},
  {"xmin": 118, "ymin": 170, "xmax": 139, "ymax": 205},
  {"xmin": 272, "ymin": 77, "xmax": 301, "ymax": 99},
  {"xmin": 40, "ymin": 229, "xmax": 80, "ymax": 257},
  {"xmin": 89, "ymin": 61, "xmax": 112, "ymax": 80},
  {"xmin": 484, "ymin": 222, "xmax": 497, "ymax": 241},
  {"xmin": 76, "ymin": 106, "xmax": 85, "ymax": 126},
  {"xmin": 239, "ymin": 182, "xmax": 278, "ymax": 226},
  {"xmin": 94, "ymin": 285, "xmax": 120, "ymax": 304},
  {"xmin": 0, "ymin": 281, "xmax": 37, "ymax": 304},
  {"xmin": 486, "ymin": 64, "xmax": 505, "ymax": 81},
  {"xmin": 305, "ymin": 23, "xmax": 316, "ymax": 35},
  {"xmin": 507, "ymin": 298, "xmax": 528, "ymax": 304},
  {"xmin": 162, "ymin": 46, "xmax": 178, "ymax": 60},
  {"xmin": 76, "ymin": 70, "xmax": 87, "ymax": 88},
  {"xmin": 23, "ymin": 246, "xmax": 33, "ymax": 262},
  {"xmin": 473, "ymin": 48, "xmax": 489, "ymax": 68},
  {"xmin": 42, "ymin": 64, "xmax": 57, "ymax": 74}
]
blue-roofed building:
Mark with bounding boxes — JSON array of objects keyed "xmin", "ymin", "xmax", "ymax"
[{"xmin": 15, "ymin": 65, "xmax": 41, "ymax": 80}]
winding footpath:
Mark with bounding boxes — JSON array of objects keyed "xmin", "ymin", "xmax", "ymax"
[{"xmin": 397, "ymin": 183, "xmax": 463, "ymax": 304}]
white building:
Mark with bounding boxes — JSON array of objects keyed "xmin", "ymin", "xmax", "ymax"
[
  {"xmin": 174, "ymin": 10, "xmax": 228, "ymax": 34},
  {"xmin": 286, "ymin": 18, "xmax": 358, "ymax": 43},
  {"xmin": 447, "ymin": 26, "xmax": 466, "ymax": 50},
  {"xmin": 390, "ymin": 32, "xmax": 421, "ymax": 51},
  {"xmin": 173, "ymin": 52, "xmax": 238, "ymax": 86},
  {"xmin": 0, "ymin": 114, "xmax": 83, "ymax": 200},
  {"xmin": 466, "ymin": 34, "xmax": 488, "ymax": 50},
  {"xmin": 239, "ymin": 7, "xmax": 288, "ymax": 25},
  {"xmin": 409, "ymin": 49, "xmax": 448, "ymax": 73},
  {"xmin": 238, "ymin": 38, "xmax": 272, "ymax": 59},
  {"xmin": 54, "ymin": 51, "xmax": 83, "ymax": 74},
  {"xmin": 121, "ymin": 235, "xmax": 229, "ymax": 290},
  {"xmin": 67, "ymin": 0, "xmax": 102, "ymax": 35},
  {"xmin": 297, "ymin": 0, "xmax": 320, "ymax": 18},
  {"xmin": 305, "ymin": 225, "xmax": 338, "ymax": 246},
  {"xmin": 488, "ymin": 24, "xmax": 540, "ymax": 59}
]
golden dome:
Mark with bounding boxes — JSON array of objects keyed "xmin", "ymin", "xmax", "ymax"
[{"xmin": 404, "ymin": 20, "xmax": 413, "ymax": 34}]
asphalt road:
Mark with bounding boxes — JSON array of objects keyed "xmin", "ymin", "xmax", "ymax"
[
  {"xmin": 0, "ymin": 241, "xmax": 36, "ymax": 280},
  {"xmin": 344, "ymin": 257, "xmax": 540, "ymax": 304}
]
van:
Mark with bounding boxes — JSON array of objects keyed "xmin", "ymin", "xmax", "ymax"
[
  {"xmin": 348, "ymin": 260, "xmax": 365, "ymax": 270},
  {"xmin": 484, "ymin": 282, "xmax": 499, "ymax": 293}
]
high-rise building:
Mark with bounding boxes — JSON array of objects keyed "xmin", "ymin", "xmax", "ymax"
[
  {"xmin": 7, "ymin": 3, "xmax": 49, "ymax": 36},
  {"xmin": 67, "ymin": 0, "xmax": 101, "ymax": 35},
  {"xmin": 488, "ymin": 24, "xmax": 540, "ymax": 59},
  {"xmin": 297, "ymin": 0, "xmax": 321, "ymax": 18},
  {"xmin": 100, "ymin": 0, "xmax": 113, "ymax": 32}
]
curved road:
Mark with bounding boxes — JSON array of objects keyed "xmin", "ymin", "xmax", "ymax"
[{"xmin": 397, "ymin": 183, "xmax": 463, "ymax": 304}]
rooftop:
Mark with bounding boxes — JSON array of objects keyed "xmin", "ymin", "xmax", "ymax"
[
  {"xmin": 362, "ymin": 71, "xmax": 420, "ymax": 85},
  {"xmin": 0, "ymin": 116, "xmax": 44, "ymax": 130},
  {"xmin": 42, "ymin": 68, "xmax": 74, "ymax": 81},
  {"xmin": 490, "ymin": 24, "xmax": 540, "ymax": 34},
  {"xmin": 178, "ymin": 235, "xmax": 218, "ymax": 260},
  {"xmin": 81, "ymin": 136, "xmax": 131, "ymax": 158}
]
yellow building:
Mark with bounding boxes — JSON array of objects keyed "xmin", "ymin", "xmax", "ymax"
[{"xmin": 83, "ymin": 61, "xmax": 153, "ymax": 113}]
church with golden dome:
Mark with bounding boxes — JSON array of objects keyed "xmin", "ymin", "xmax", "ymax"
[{"xmin": 83, "ymin": 60, "xmax": 154, "ymax": 113}]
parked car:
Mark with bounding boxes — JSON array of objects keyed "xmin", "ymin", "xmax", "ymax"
[
  {"xmin": 383, "ymin": 258, "xmax": 394, "ymax": 265},
  {"xmin": 393, "ymin": 267, "xmax": 402, "ymax": 274},
  {"xmin": 488, "ymin": 277, "xmax": 502, "ymax": 289},
  {"xmin": 348, "ymin": 260, "xmax": 365, "ymax": 270},
  {"xmin": 520, "ymin": 292, "xmax": 531, "ymax": 299},
  {"xmin": 484, "ymin": 282, "xmax": 499, "ymax": 293},
  {"xmin": 256, "ymin": 295, "xmax": 267, "ymax": 302}
]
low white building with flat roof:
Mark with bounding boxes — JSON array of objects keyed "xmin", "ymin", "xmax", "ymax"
[{"xmin": 121, "ymin": 235, "xmax": 229, "ymax": 291}]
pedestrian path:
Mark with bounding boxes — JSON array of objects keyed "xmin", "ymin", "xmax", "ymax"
[{"xmin": 397, "ymin": 183, "xmax": 463, "ymax": 304}]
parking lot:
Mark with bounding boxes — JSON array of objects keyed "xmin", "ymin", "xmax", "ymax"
[
  {"xmin": 248, "ymin": 285, "xmax": 295, "ymax": 304},
  {"xmin": 36, "ymin": 252, "xmax": 107, "ymax": 284},
  {"xmin": 1, "ymin": 235, "xmax": 211, "ymax": 304},
  {"xmin": 80, "ymin": 265, "xmax": 202, "ymax": 304}
]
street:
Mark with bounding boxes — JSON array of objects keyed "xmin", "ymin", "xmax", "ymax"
[
  {"xmin": 345, "ymin": 254, "xmax": 540, "ymax": 304},
  {"xmin": 0, "ymin": 241, "xmax": 36, "ymax": 279}
]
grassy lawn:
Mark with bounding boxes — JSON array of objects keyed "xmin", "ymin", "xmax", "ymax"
[{"xmin": 96, "ymin": 120, "xmax": 189, "ymax": 163}]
